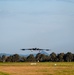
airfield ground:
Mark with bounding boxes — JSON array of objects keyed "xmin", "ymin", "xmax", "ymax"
[{"xmin": 0, "ymin": 62, "xmax": 74, "ymax": 75}]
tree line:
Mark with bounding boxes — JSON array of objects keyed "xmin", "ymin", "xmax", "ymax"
[{"xmin": 0, "ymin": 52, "xmax": 74, "ymax": 62}]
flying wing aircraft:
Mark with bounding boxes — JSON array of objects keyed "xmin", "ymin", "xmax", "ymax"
[{"xmin": 21, "ymin": 48, "xmax": 50, "ymax": 52}]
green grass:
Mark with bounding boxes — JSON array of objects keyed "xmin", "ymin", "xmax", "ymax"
[
  {"xmin": 0, "ymin": 62, "xmax": 74, "ymax": 75},
  {"xmin": 0, "ymin": 72, "xmax": 9, "ymax": 75},
  {"xmin": 0, "ymin": 62, "xmax": 74, "ymax": 66}
]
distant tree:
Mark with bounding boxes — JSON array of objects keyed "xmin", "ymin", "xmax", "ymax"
[
  {"xmin": 50, "ymin": 52, "xmax": 57, "ymax": 62},
  {"xmin": 73, "ymin": 54, "xmax": 74, "ymax": 61},
  {"xmin": 39, "ymin": 54, "xmax": 47, "ymax": 62},
  {"xmin": 6, "ymin": 55, "xmax": 12, "ymax": 62},
  {"xmin": 0, "ymin": 52, "xmax": 74, "ymax": 62},
  {"xmin": 45, "ymin": 55, "xmax": 50, "ymax": 62},
  {"xmin": 0, "ymin": 56, "xmax": 2, "ymax": 62},
  {"xmin": 36, "ymin": 53, "xmax": 50, "ymax": 62},
  {"xmin": 11, "ymin": 54, "xmax": 20, "ymax": 62},
  {"xmin": 65, "ymin": 52, "xmax": 73, "ymax": 62},
  {"xmin": 35, "ymin": 53, "xmax": 41, "ymax": 62},
  {"xmin": 1, "ymin": 55, "xmax": 6, "ymax": 62},
  {"xmin": 20, "ymin": 56, "xmax": 26, "ymax": 62},
  {"xmin": 27, "ymin": 54, "xmax": 36, "ymax": 62},
  {"xmin": 57, "ymin": 53, "xmax": 64, "ymax": 62}
]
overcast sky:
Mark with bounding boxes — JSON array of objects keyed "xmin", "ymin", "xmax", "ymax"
[{"xmin": 0, "ymin": 0, "xmax": 74, "ymax": 54}]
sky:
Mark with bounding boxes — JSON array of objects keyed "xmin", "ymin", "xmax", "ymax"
[{"xmin": 0, "ymin": 0, "xmax": 74, "ymax": 54}]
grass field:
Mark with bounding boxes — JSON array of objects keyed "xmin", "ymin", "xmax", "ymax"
[{"xmin": 0, "ymin": 62, "xmax": 74, "ymax": 75}]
